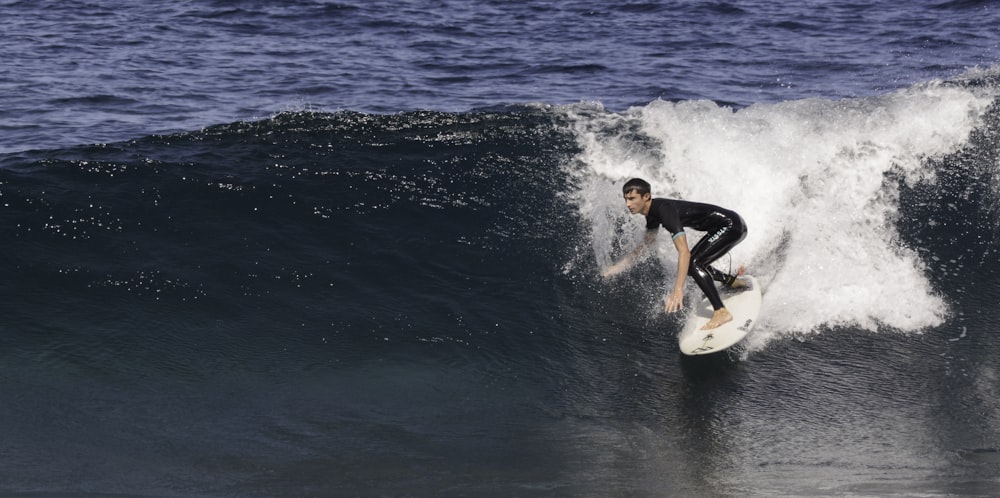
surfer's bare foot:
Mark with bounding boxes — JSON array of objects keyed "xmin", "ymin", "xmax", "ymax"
[{"xmin": 702, "ymin": 308, "xmax": 733, "ymax": 330}]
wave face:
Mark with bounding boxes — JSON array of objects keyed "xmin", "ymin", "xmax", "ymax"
[
  {"xmin": 1, "ymin": 108, "xmax": 579, "ymax": 356},
  {"xmin": 2, "ymin": 72, "xmax": 1000, "ymax": 494}
]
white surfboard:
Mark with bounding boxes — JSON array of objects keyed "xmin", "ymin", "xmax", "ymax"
[{"xmin": 678, "ymin": 275, "xmax": 761, "ymax": 355}]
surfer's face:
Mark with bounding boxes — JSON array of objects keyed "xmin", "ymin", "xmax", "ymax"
[{"xmin": 624, "ymin": 190, "xmax": 651, "ymax": 216}]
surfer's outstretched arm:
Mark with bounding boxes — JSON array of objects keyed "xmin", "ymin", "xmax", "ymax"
[{"xmin": 601, "ymin": 230, "xmax": 657, "ymax": 278}]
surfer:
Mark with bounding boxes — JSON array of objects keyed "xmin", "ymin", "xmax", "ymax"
[{"xmin": 602, "ymin": 178, "xmax": 747, "ymax": 330}]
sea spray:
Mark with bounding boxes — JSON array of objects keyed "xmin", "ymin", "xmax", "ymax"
[{"xmin": 565, "ymin": 80, "xmax": 997, "ymax": 348}]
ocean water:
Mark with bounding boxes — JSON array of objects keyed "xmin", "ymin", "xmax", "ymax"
[{"xmin": 2, "ymin": 0, "xmax": 1000, "ymax": 496}]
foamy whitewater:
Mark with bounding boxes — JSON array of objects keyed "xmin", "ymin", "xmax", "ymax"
[{"xmin": 569, "ymin": 75, "xmax": 998, "ymax": 349}]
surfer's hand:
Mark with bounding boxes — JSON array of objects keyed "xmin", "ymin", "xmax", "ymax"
[{"xmin": 664, "ymin": 290, "xmax": 684, "ymax": 313}]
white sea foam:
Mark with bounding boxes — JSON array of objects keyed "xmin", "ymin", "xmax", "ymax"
[{"xmin": 564, "ymin": 81, "xmax": 997, "ymax": 348}]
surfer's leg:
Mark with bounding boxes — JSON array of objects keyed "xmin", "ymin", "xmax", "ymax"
[
  {"xmin": 691, "ymin": 264, "xmax": 726, "ymax": 310},
  {"xmin": 689, "ymin": 215, "xmax": 747, "ymax": 287},
  {"xmin": 691, "ymin": 262, "xmax": 734, "ymax": 328},
  {"xmin": 689, "ymin": 214, "xmax": 748, "ymax": 329}
]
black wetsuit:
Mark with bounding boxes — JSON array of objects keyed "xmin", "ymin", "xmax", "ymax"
[{"xmin": 645, "ymin": 198, "xmax": 747, "ymax": 310}]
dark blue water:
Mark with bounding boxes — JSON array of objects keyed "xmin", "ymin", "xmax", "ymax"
[{"xmin": 2, "ymin": 1, "xmax": 1000, "ymax": 496}]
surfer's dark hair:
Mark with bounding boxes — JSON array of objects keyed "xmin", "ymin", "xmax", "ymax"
[{"xmin": 622, "ymin": 178, "xmax": 651, "ymax": 196}]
